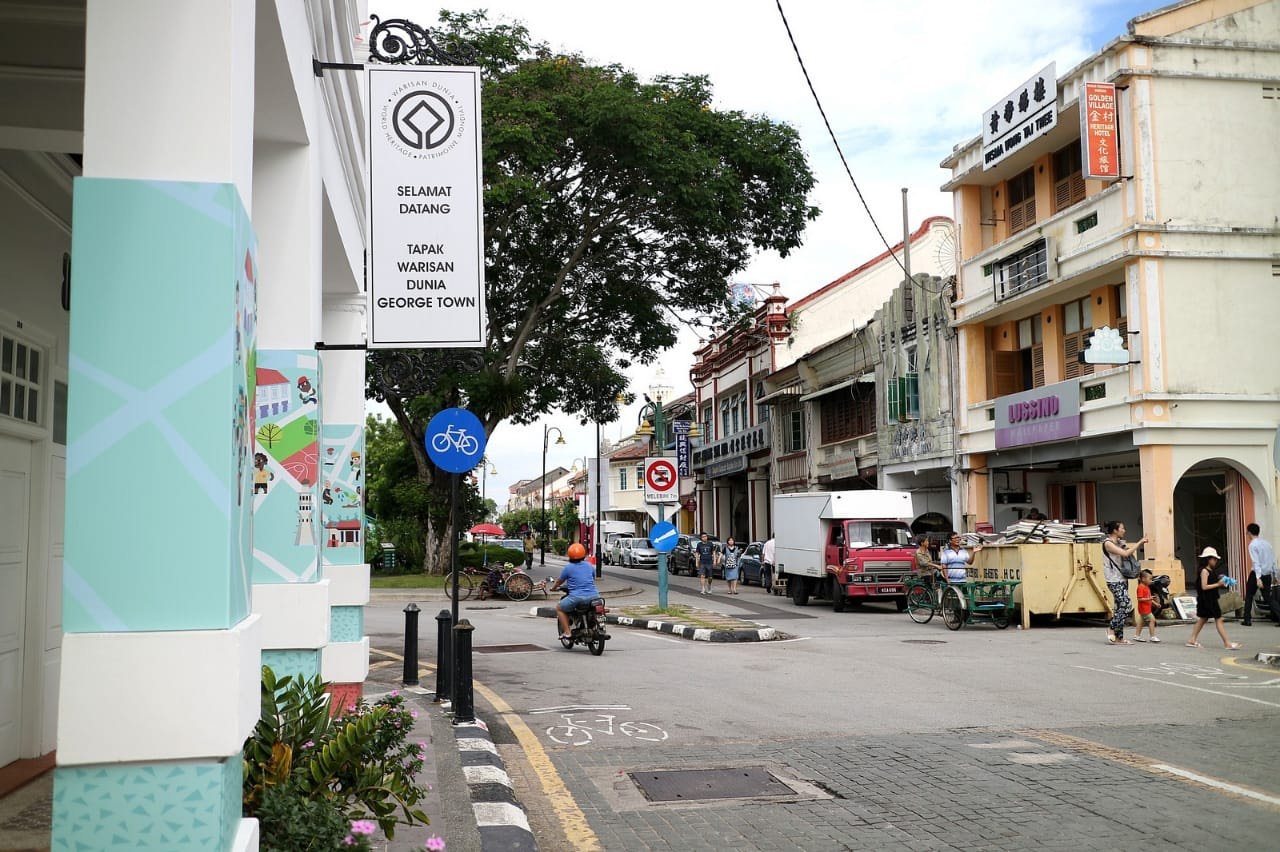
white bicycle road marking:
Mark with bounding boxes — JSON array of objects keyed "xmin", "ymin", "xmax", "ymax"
[
  {"xmin": 528, "ymin": 705, "xmax": 631, "ymax": 714},
  {"xmin": 1074, "ymin": 665, "xmax": 1280, "ymax": 709},
  {"xmin": 1114, "ymin": 662, "xmax": 1248, "ymax": 681},
  {"xmin": 538, "ymin": 709, "xmax": 669, "ymax": 746}
]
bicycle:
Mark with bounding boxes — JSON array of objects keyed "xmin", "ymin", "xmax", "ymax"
[
  {"xmin": 904, "ymin": 572, "xmax": 1019, "ymax": 630},
  {"xmin": 430, "ymin": 424, "xmax": 478, "ymax": 455}
]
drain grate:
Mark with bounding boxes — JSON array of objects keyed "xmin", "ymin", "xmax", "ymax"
[
  {"xmin": 472, "ymin": 643, "xmax": 547, "ymax": 654},
  {"xmin": 629, "ymin": 767, "xmax": 793, "ymax": 802},
  {"xmin": 901, "ymin": 639, "xmax": 947, "ymax": 644}
]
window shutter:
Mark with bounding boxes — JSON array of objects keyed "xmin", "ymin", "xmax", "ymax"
[
  {"xmin": 991, "ymin": 351, "xmax": 1022, "ymax": 398},
  {"xmin": 1064, "ymin": 332, "xmax": 1094, "ymax": 379},
  {"xmin": 1032, "ymin": 343, "xmax": 1045, "ymax": 388},
  {"xmin": 886, "ymin": 378, "xmax": 900, "ymax": 422},
  {"xmin": 1053, "ymin": 172, "xmax": 1085, "ymax": 212},
  {"xmin": 905, "ymin": 373, "xmax": 920, "ymax": 419}
]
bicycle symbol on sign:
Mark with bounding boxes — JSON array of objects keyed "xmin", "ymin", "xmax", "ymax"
[
  {"xmin": 530, "ymin": 706, "xmax": 668, "ymax": 747},
  {"xmin": 430, "ymin": 425, "xmax": 479, "ymax": 456}
]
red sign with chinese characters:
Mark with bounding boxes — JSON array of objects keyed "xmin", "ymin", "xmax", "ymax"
[{"xmin": 1081, "ymin": 82, "xmax": 1119, "ymax": 180}]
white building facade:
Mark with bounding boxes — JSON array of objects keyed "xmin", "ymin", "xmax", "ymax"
[
  {"xmin": 0, "ymin": 1, "xmax": 373, "ymax": 847},
  {"xmin": 943, "ymin": 0, "xmax": 1280, "ymax": 584}
]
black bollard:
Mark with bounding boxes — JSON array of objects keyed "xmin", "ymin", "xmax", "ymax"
[
  {"xmin": 402, "ymin": 603, "xmax": 420, "ymax": 686},
  {"xmin": 452, "ymin": 619, "xmax": 475, "ymax": 724},
  {"xmin": 434, "ymin": 609, "xmax": 453, "ymax": 702}
]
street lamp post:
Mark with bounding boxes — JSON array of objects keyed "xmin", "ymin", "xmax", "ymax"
[
  {"xmin": 638, "ymin": 373, "xmax": 674, "ymax": 608},
  {"xmin": 540, "ymin": 424, "xmax": 565, "ymax": 566},
  {"xmin": 480, "ymin": 459, "xmax": 497, "ymax": 569}
]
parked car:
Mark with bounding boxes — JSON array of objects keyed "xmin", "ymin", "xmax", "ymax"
[
  {"xmin": 622, "ymin": 538, "xmax": 660, "ymax": 569},
  {"xmin": 737, "ymin": 541, "xmax": 770, "ymax": 587},
  {"xmin": 605, "ymin": 537, "xmax": 627, "ymax": 565},
  {"xmin": 670, "ymin": 534, "xmax": 720, "ymax": 575}
]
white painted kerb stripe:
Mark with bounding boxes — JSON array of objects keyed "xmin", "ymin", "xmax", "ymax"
[
  {"xmin": 472, "ymin": 801, "xmax": 532, "ymax": 831},
  {"xmin": 1152, "ymin": 764, "xmax": 1280, "ymax": 807},
  {"xmin": 463, "ymin": 765, "xmax": 513, "ymax": 787},
  {"xmin": 456, "ymin": 737, "xmax": 497, "ymax": 754}
]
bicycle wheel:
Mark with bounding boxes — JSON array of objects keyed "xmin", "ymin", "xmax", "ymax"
[
  {"xmin": 459, "ymin": 435, "xmax": 478, "ymax": 454},
  {"xmin": 430, "ymin": 432, "xmax": 451, "ymax": 452},
  {"xmin": 906, "ymin": 585, "xmax": 935, "ymax": 624},
  {"xmin": 941, "ymin": 586, "xmax": 965, "ymax": 630},
  {"xmin": 505, "ymin": 572, "xmax": 533, "ymax": 602},
  {"xmin": 444, "ymin": 571, "xmax": 474, "ymax": 601},
  {"xmin": 545, "ymin": 725, "xmax": 592, "ymax": 746},
  {"xmin": 618, "ymin": 721, "xmax": 669, "ymax": 742}
]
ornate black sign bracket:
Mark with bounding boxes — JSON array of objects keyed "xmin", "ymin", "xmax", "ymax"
[{"xmin": 314, "ymin": 15, "xmax": 477, "ymax": 76}]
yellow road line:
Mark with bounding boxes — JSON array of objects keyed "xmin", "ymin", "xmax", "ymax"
[
  {"xmin": 369, "ymin": 646, "xmax": 602, "ymax": 850},
  {"xmin": 1022, "ymin": 729, "xmax": 1280, "ymax": 811}
]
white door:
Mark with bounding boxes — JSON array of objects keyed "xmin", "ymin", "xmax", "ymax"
[{"xmin": 0, "ymin": 434, "xmax": 31, "ymax": 767}]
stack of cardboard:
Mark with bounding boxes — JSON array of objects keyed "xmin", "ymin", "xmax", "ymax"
[{"xmin": 971, "ymin": 521, "xmax": 1106, "ymax": 545}]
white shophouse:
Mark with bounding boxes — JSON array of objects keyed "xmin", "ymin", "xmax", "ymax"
[
  {"xmin": 943, "ymin": 0, "xmax": 1280, "ymax": 585},
  {"xmin": 0, "ymin": 1, "xmax": 373, "ymax": 848}
]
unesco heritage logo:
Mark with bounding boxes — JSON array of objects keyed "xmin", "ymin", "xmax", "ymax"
[{"xmin": 381, "ymin": 79, "xmax": 467, "ymax": 160}]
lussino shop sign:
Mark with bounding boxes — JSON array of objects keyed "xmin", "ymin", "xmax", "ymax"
[
  {"xmin": 366, "ymin": 66, "xmax": 486, "ymax": 348},
  {"xmin": 994, "ymin": 379, "xmax": 1080, "ymax": 449}
]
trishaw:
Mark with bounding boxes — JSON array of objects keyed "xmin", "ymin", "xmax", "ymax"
[{"xmin": 904, "ymin": 573, "xmax": 1020, "ymax": 630}]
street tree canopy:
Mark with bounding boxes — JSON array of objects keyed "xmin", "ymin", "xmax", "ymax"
[{"xmin": 367, "ymin": 11, "xmax": 818, "ymax": 571}]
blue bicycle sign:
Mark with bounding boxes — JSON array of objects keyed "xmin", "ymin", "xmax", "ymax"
[{"xmin": 425, "ymin": 407, "xmax": 487, "ymax": 473}]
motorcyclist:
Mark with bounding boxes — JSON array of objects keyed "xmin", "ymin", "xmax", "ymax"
[{"xmin": 551, "ymin": 543, "xmax": 599, "ymax": 640}]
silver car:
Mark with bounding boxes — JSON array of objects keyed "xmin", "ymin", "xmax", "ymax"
[{"xmin": 624, "ymin": 537, "xmax": 660, "ymax": 569}]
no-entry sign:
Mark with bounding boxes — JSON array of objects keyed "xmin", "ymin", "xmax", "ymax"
[{"xmin": 644, "ymin": 457, "xmax": 678, "ymax": 504}]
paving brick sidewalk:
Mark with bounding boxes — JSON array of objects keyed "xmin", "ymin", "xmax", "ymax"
[{"xmin": 527, "ymin": 726, "xmax": 1280, "ymax": 850}]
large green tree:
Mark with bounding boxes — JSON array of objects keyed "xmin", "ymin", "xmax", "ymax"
[{"xmin": 368, "ymin": 12, "xmax": 818, "ymax": 573}]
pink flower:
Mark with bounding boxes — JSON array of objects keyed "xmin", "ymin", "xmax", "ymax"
[
  {"xmin": 342, "ymin": 837, "xmax": 355, "ymax": 846},
  {"xmin": 411, "ymin": 710, "xmax": 419, "ymax": 719},
  {"xmin": 425, "ymin": 837, "xmax": 446, "ymax": 851},
  {"xmin": 349, "ymin": 819, "xmax": 377, "ymax": 835},
  {"xmin": 390, "ymin": 690, "xmax": 400, "ymax": 697},
  {"xmin": 417, "ymin": 741, "xmax": 427, "ymax": 751}
]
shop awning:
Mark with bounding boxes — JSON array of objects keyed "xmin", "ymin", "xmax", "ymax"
[
  {"xmin": 798, "ymin": 373, "xmax": 874, "ymax": 403},
  {"xmin": 756, "ymin": 383, "xmax": 804, "ymax": 405}
]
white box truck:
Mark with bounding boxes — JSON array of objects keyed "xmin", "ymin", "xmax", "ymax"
[{"xmin": 773, "ymin": 490, "xmax": 916, "ymax": 610}]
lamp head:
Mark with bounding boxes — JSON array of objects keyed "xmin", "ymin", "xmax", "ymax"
[
  {"xmin": 636, "ymin": 420, "xmax": 655, "ymax": 437},
  {"xmin": 555, "ymin": 434, "xmax": 566, "ymax": 445}
]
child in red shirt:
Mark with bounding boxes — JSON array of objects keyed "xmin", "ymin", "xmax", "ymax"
[{"xmin": 1135, "ymin": 569, "xmax": 1160, "ymax": 643}]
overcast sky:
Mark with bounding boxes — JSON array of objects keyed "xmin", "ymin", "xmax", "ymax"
[{"xmin": 367, "ymin": 0, "xmax": 1156, "ymax": 508}]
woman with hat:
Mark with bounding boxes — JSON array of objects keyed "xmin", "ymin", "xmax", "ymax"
[{"xmin": 1186, "ymin": 546, "xmax": 1241, "ymax": 649}]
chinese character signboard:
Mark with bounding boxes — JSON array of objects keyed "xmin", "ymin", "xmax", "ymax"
[
  {"xmin": 994, "ymin": 380, "xmax": 1081, "ymax": 450},
  {"xmin": 982, "ymin": 63, "xmax": 1057, "ymax": 170},
  {"xmin": 366, "ymin": 66, "xmax": 486, "ymax": 348},
  {"xmin": 672, "ymin": 419, "xmax": 692, "ymax": 476},
  {"xmin": 1081, "ymin": 82, "xmax": 1120, "ymax": 180}
]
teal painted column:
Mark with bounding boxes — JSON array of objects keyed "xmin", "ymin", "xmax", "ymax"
[{"xmin": 54, "ymin": 178, "xmax": 260, "ymax": 852}]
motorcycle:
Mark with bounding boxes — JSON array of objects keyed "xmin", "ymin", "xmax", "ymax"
[
  {"xmin": 558, "ymin": 591, "xmax": 610, "ymax": 656},
  {"xmin": 1148, "ymin": 574, "xmax": 1173, "ymax": 616}
]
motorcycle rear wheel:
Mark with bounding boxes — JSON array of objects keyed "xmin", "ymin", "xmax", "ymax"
[
  {"xmin": 587, "ymin": 634, "xmax": 606, "ymax": 656},
  {"xmin": 559, "ymin": 635, "xmax": 573, "ymax": 649}
]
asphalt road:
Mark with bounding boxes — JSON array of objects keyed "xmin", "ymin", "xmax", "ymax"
[{"xmin": 367, "ymin": 563, "xmax": 1280, "ymax": 850}]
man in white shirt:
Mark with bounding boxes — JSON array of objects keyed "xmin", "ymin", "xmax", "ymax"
[
  {"xmin": 1244, "ymin": 523, "xmax": 1278, "ymax": 626},
  {"xmin": 761, "ymin": 536, "xmax": 776, "ymax": 588}
]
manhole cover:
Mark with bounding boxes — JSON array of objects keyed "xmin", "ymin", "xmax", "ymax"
[
  {"xmin": 473, "ymin": 643, "xmax": 547, "ymax": 654},
  {"xmin": 629, "ymin": 767, "xmax": 793, "ymax": 802},
  {"xmin": 901, "ymin": 639, "xmax": 947, "ymax": 644}
]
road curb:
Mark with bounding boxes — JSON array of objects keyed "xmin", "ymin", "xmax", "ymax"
[
  {"xmin": 451, "ymin": 716, "xmax": 538, "ymax": 851},
  {"xmin": 528, "ymin": 606, "xmax": 777, "ymax": 642}
]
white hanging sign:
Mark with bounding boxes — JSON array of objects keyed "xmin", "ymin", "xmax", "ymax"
[{"xmin": 366, "ymin": 65, "xmax": 486, "ymax": 348}]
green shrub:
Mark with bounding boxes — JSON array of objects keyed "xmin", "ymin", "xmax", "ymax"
[
  {"xmin": 551, "ymin": 538, "xmax": 569, "ymax": 556},
  {"xmin": 243, "ymin": 667, "xmax": 430, "ymax": 847},
  {"xmin": 459, "ymin": 545, "xmax": 524, "ymax": 569}
]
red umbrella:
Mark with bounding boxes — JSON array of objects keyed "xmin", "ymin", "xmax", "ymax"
[{"xmin": 468, "ymin": 523, "xmax": 505, "ymax": 537}]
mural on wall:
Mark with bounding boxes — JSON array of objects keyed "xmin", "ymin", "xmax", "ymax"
[
  {"xmin": 64, "ymin": 179, "xmax": 258, "ymax": 633},
  {"xmin": 322, "ymin": 423, "xmax": 364, "ymax": 564},
  {"xmin": 252, "ymin": 350, "xmax": 321, "ymax": 583}
]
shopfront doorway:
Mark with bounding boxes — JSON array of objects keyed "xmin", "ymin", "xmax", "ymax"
[
  {"xmin": 1173, "ymin": 461, "xmax": 1256, "ymax": 585},
  {"xmin": 0, "ymin": 434, "xmax": 31, "ymax": 767}
]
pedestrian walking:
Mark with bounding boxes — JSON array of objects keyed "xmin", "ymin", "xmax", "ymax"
[
  {"xmin": 1133, "ymin": 569, "xmax": 1160, "ymax": 643},
  {"xmin": 1186, "ymin": 547, "xmax": 1241, "ymax": 649},
  {"xmin": 1102, "ymin": 520, "xmax": 1147, "ymax": 645},
  {"xmin": 695, "ymin": 533, "xmax": 717, "ymax": 595},
  {"xmin": 522, "ymin": 532, "xmax": 535, "ymax": 571},
  {"xmin": 940, "ymin": 532, "xmax": 982, "ymax": 585},
  {"xmin": 1242, "ymin": 522, "xmax": 1278, "ymax": 626},
  {"xmin": 722, "ymin": 538, "xmax": 742, "ymax": 595},
  {"xmin": 761, "ymin": 534, "xmax": 776, "ymax": 590}
]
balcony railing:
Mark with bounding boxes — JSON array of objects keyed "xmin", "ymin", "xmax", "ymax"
[
  {"xmin": 774, "ymin": 451, "xmax": 807, "ymax": 486},
  {"xmin": 994, "ymin": 238, "xmax": 1052, "ymax": 301}
]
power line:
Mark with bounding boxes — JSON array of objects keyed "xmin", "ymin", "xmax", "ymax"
[{"xmin": 773, "ymin": 0, "xmax": 948, "ymax": 295}]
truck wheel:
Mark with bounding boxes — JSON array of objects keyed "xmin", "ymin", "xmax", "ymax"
[
  {"xmin": 792, "ymin": 577, "xmax": 810, "ymax": 607},
  {"xmin": 896, "ymin": 597, "xmax": 908, "ymax": 612},
  {"xmin": 832, "ymin": 593, "xmax": 845, "ymax": 612}
]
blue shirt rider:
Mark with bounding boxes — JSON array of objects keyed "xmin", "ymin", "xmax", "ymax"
[{"xmin": 552, "ymin": 543, "xmax": 599, "ymax": 639}]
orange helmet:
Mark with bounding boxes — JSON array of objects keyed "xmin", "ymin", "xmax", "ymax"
[{"xmin": 567, "ymin": 543, "xmax": 587, "ymax": 561}]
